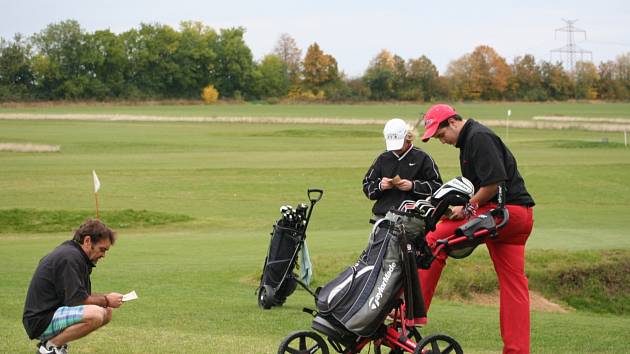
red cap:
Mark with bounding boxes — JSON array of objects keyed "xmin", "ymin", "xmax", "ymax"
[{"xmin": 421, "ymin": 104, "xmax": 457, "ymax": 142}]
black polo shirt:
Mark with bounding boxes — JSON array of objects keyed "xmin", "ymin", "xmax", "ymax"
[
  {"xmin": 456, "ymin": 119, "xmax": 535, "ymax": 206},
  {"xmin": 23, "ymin": 240, "xmax": 94, "ymax": 339}
]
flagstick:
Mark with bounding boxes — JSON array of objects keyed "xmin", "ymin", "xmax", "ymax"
[
  {"xmin": 92, "ymin": 170, "xmax": 101, "ymax": 219},
  {"xmin": 95, "ymin": 192, "xmax": 100, "ymax": 219}
]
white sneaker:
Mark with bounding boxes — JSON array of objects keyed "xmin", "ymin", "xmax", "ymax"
[{"xmin": 37, "ymin": 341, "xmax": 67, "ymax": 354}]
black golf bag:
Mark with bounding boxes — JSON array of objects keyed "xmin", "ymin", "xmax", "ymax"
[
  {"xmin": 259, "ymin": 223, "xmax": 302, "ymax": 307},
  {"xmin": 315, "ymin": 210, "xmax": 427, "ymax": 337},
  {"xmin": 258, "ymin": 189, "xmax": 323, "ymax": 309}
]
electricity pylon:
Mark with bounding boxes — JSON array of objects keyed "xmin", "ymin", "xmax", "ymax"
[{"xmin": 550, "ymin": 19, "xmax": 593, "ymax": 72}]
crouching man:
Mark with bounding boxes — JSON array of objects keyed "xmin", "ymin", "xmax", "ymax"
[{"xmin": 23, "ymin": 219, "xmax": 124, "ymax": 354}]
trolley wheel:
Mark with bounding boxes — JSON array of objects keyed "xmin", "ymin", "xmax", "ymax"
[
  {"xmin": 258, "ymin": 285, "xmax": 275, "ymax": 309},
  {"xmin": 413, "ymin": 334, "xmax": 463, "ymax": 354},
  {"xmin": 278, "ymin": 331, "xmax": 329, "ymax": 354}
]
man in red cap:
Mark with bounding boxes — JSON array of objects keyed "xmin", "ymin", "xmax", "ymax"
[{"xmin": 419, "ymin": 104, "xmax": 535, "ymax": 354}]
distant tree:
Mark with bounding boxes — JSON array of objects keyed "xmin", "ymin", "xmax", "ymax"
[
  {"xmin": 258, "ymin": 54, "xmax": 290, "ymax": 98},
  {"xmin": 302, "ymin": 42, "xmax": 339, "ymax": 94},
  {"xmin": 469, "ymin": 45, "xmax": 511, "ymax": 100},
  {"xmin": 615, "ymin": 53, "xmax": 630, "ymax": 99},
  {"xmin": 391, "ymin": 54, "xmax": 406, "ymax": 98},
  {"xmin": 597, "ymin": 60, "xmax": 619, "ymax": 99},
  {"xmin": 117, "ymin": 28, "xmax": 143, "ymax": 98},
  {"xmin": 317, "ymin": 71, "xmax": 357, "ymax": 101},
  {"xmin": 446, "ymin": 45, "xmax": 511, "ymax": 100},
  {"xmin": 273, "ymin": 33, "xmax": 302, "ymax": 85},
  {"xmin": 574, "ymin": 61, "xmax": 599, "ymax": 99},
  {"xmin": 31, "ymin": 20, "xmax": 88, "ymax": 99},
  {"xmin": 174, "ymin": 21, "xmax": 218, "ymax": 98},
  {"xmin": 0, "ymin": 34, "xmax": 34, "ymax": 100},
  {"xmin": 540, "ymin": 61, "xmax": 574, "ymax": 100},
  {"xmin": 405, "ymin": 55, "xmax": 439, "ymax": 101},
  {"xmin": 596, "ymin": 54, "xmax": 630, "ymax": 100},
  {"xmin": 165, "ymin": 23, "xmax": 194, "ymax": 97},
  {"xmin": 119, "ymin": 23, "xmax": 182, "ymax": 98},
  {"xmin": 82, "ymin": 29, "xmax": 128, "ymax": 99},
  {"xmin": 509, "ymin": 54, "xmax": 545, "ymax": 101},
  {"xmin": 31, "ymin": 20, "xmax": 115, "ymax": 100},
  {"xmin": 363, "ymin": 49, "xmax": 397, "ymax": 100},
  {"xmin": 213, "ymin": 27, "xmax": 256, "ymax": 98},
  {"xmin": 445, "ymin": 54, "xmax": 476, "ymax": 100},
  {"xmin": 345, "ymin": 77, "xmax": 371, "ymax": 100}
]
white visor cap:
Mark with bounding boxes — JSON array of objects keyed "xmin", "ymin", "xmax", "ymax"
[{"xmin": 383, "ymin": 118, "xmax": 407, "ymax": 151}]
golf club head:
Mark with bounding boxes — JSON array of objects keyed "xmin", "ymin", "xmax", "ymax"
[
  {"xmin": 413, "ymin": 198, "xmax": 435, "ymax": 218},
  {"xmin": 432, "ymin": 176, "xmax": 474, "ymax": 202},
  {"xmin": 296, "ymin": 203, "xmax": 307, "ymax": 220}
]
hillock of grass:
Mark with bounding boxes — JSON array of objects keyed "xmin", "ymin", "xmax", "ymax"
[
  {"xmin": 0, "ymin": 208, "xmax": 193, "ymax": 233},
  {"xmin": 528, "ymin": 249, "xmax": 630, "ymax": 314}
]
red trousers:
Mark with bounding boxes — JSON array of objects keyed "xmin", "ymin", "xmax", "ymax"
[{"xmin": 419, "ymin": 204, "xmax": 534, "ymax": 354}]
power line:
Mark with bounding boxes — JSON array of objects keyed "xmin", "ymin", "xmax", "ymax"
[
  {"xmin": 583, "ymin": 40, "xmax": 630, "ymax": 48},
  {"xmin": 550, "ymin": 19, "xmax": 593, "ymax": 72}
]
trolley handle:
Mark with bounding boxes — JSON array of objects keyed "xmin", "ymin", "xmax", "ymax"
[
  {"xmin": 308, "ymin": 188, "xmax": 324, "ymax": 203},
  {"xmin": 490, "ymin": 206, "xmax": 510, "ymax": 229},
  {"xmin": 303, "ymin": 188, "xmax": 324, "ymax": 233}
]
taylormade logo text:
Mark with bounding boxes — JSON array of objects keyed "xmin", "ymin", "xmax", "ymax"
[{"xmin": 368, "ymin": 262, "xmax": 397, "ymax": 310}]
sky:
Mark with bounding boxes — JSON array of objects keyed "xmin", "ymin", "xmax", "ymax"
[{"xmin": 2, "ymin": 0, "xmax": 630, "ymax": 77}]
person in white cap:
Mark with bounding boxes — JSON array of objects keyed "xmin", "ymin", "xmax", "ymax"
[{"xmin": 363, "ymin": 118, "xmax": 442, "ymax": 223}]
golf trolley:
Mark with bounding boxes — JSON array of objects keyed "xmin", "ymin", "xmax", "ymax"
[
  {"xmin": 277, "ymin": 178, "xmax": 510, "ymax": 354},
  {"xmin": 258, "ymin": 188, "xmax": 324, "ymax": 309}
]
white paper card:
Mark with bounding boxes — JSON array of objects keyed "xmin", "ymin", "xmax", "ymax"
[{"xmin": 122, "ymin": 290, "xmax": 138, "ymax": 302}]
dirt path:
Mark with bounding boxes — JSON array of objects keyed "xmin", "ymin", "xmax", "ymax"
[
  {"xmin": 0, "ymin": 143, "xmax": 60, "ymax": 152},
  {"xmin": 456, "ymin": 291, "xmax": 572, "ymax": 313}
]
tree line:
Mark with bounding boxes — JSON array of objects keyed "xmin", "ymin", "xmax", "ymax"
[{"xmin": 1, "ymin": 20, "xmax": 630, "ymax": 102}]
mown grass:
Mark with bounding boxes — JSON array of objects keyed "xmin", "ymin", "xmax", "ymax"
[
  {"xmin": 0, "ymin": 208, "xmax": 192, "ymax": 233},
  {"xmin": 1, "ymin": 107, "xmax": 629, "ymax": 353},
  {"xmin": 3, "ymin": 229, "xmax": 629, "ymax": 354},
  {"xmin": 2, "ymin": 101, "xmax": 630, "ymax": 120}
]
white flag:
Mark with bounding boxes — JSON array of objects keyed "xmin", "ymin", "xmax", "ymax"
[
  {"xmin": 507, "ymin": 109, "xmax": 512, "ymax": 117},
  {"xmin": 92, "ymin": 170, "xmax": 101, "ymax": 193}
]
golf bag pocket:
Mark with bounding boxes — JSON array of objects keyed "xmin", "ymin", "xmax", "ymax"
[{"xmin": 316, "ymin": 220, "xmax": 403, "ymax": 337}]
